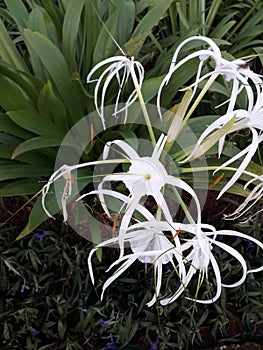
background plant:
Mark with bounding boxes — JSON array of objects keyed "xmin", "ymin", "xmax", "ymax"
[
  {"xmin": 1, "ymin": 0, "xmax": 263, "ymax": 349},
  {"xmin": 0, "ymin": 209, "xmax": 262, "ymax": 349},
  {"xmin": 0, "ymin": 0, "xmax": 262, "ymax": 236}
]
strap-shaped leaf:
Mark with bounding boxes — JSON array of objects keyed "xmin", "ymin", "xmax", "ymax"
[
  {"xmin": 24, "ymin": 29, "xmax": 84, "ymax": 123},
  {"xmin": 126, "ymin": 0, "xmax": 174, "ymax": 55},
  {"xmin": 4, "ymin": 0, "xmax": 29, "ymax": 29},
  {"xmin": 0, "ymin": 19, "xmax": 29, "ymax": 72},
  {"xmin": 37, "ymin": 81, "xmax": 67, "ymax": 128},
  {"xmin": 0, "ymin": 75, "xmax": 31, "ymax": 110},
  {"xmin": 16, "ymin": 193, "xmax": 59, "ymax": 240},
  {"xmin": 0, "ymin": 62, "xmax": 41, "ymax": 104},
  {"xmin": 7, "ymin": 109, "xmax": 67, "ymax": 138},
  {"xmin": 0, "ymin": 163, "xmax": 52, "ymax": 181},
  {"xmin": 93, "ymin": 0, "xmax": 135, "ymax": 63},
  {"xmin": 0, "ymin": 179, "xmax": 42, "ymax": 196},
  {"xmin": 27, "ymin": 6, "xmax": 59, "ymax": 46},
  {"xmin": 62, "ymin": 0, "xmax": 85, "ymax": 71},
  {"xmin": 0, "ymin": 114, "xmax": 34, "ymax": 139},
  {"xmin": 12, "ymin": 136, "xmax": 63, "ymax": 158}
]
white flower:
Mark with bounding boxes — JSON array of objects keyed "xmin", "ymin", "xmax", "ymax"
[
  {"xmin": 41, "ymin": 165, "xmax": 73, "ymax": 222},
  {"xmin": 82, "ymin": 134, "xmax": 202, "ymax": 257},
  {"xmin": 160, "ymin": 222, "xmax": 263, "ymax": 305},
  {"xmin": 181, "ymin": 85, "xmax": 263, "ymax": 197},
  {"xmin": 87, "ymin": 55, "xmax": 144, "ymax": 128},
  {"xmin": 157, "ymin": 36, "xmax": 262, "ymax": 119},
  {"xmin": 87, "ymin": 211, "xmax": 186, "ymax": 307},
  {"xmin": 225, "ymin": 174, "xmax": 263, "ymax": 220},
  {"xmin": 41, "ymin": 158, "xmax": 128, "ymax": 222}
]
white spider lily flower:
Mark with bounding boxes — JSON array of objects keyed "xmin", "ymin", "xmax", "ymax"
[
  {"xmin": 157, "ymin": 36, "xmax": 262, "ymax": 119},
  {"xmin": 41, "ymin": 165, "xmax": 73, "ymax": 222},
  {"xmin": 41, "ymin": 158, "xmax": 128, "ymax": 222},
  {"xmin": 225, "ymin": 174, "xmax": 263, "ymax": 220},
  {"xmin": 87, "ymin": 55, "xmax": 144, "ymax": 128},
  {"xmin": 91, "ymin": 134, "xmax": 202, "ymax": 257},
  {"xmin": 87, "ymin": 212, "xmax": 186, "ymax": 307},
  {"xmin": 160, "ymin": 223, "xmax": 263, "ymax": 305},
  {"xmin": 182, "ymin": 87, "xmax": 263, "ymax": 197}
]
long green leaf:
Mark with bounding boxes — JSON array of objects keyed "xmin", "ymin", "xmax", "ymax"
[
  {"xmin": 0, "ymin": 179, "xmax": 42, "ymax": 196},
  {"xmin": 37, "ymin": 81, "xmax": 67, "ymax": 127},
  {"xmin": 0, "ymin": 19, "xmax": 29, "ymax": 72},
  {"xmin": 127, "ymin": 0, "xmax": 174, "ymax": 55},
  {"xmin": 0, "ymin": 75, "xmax": 31, "ymax": 110},
  {"xmin": 4, "ymin": 0, "xmax": 29, "ymax": 29},
  {"xmin": 80, "ymin": 0, "xmax": 100, "ymax": 72},
  {"xmin": 38, "ymin": 0, "xmax": 63, "ymax": 37},
  {"xmin": 12, "ymin": 136, "xmax": 63, "ymax": 158},
  {"xmin": 62, "ymin": 0, "xmax": 85, "ymax": 71},
  {"xmin": 16, "ymin": 194, "xmax": 59, "ymax": 240},
  {"xmin": 205, "ymin": 0, "xmax": 223, "ymax": 34},
  {"xmin": 0, "ymin": 144, "xmax": 13, "ymax": 159},
  {"xmin": 24, "ymin": 29, "xmax": 84, "ymax": 123},
  {"xmin": 0, "ymin": 163, "xmax": 52, "ymax": 181},
  {"xmin": 7, "ymin": 109, "xmax": 67, "ymax": 138},
  {"xmin": 0, "ymin": 62, "xmax": 41, "ymax": 104},
  {"xmin": 0, "ymin": 114, "xmax": 34, "ymax": 139},
  {"xmin": 141, "ymin": 76, "xmax": 164, "ymax": 102},
  {"xmin": 27, "ymin": 6, "xmax": 59, "ymax": 46},
  {"xmin": 93, "ymin": 0, "xmax": 135, "ymax": 62}
]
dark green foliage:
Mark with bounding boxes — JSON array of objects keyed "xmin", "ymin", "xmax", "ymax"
[
  {"xmin": 0, "ymin": 1, "xmax": 263, "ymax": 349},
  {"xmin": 0, "ymin": 208, "xmax": 262, "ymax": 349}
]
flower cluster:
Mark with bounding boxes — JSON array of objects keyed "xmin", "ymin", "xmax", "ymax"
[
  {"xmin": 83, "ymin": 137, "xmax": 263, "ymax": 306},
  {"xmin": 41, "ymin": 36, "xmax": 263, "ymax": 306}
]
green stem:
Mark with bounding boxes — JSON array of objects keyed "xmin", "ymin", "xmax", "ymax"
[
  {"xmin": 130, "ymin": 67, "xmax": 156, "ymax": 145},
  {"xmin": 172, "ymin": 187, "xmax": 195, "ymax": 224},
  {"xmin": 181, "ymin": 165, "xmax": 257, "ymax": 178},
  {"xmin": 183, "ymin": 73, "xmax": 218, "ymax": 123}
]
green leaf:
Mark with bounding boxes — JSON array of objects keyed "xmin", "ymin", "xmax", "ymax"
[
  {"xmin": 7, "ymin": 109, "xmax": 66, "ymax": 138},
  {"xmin": 205, "ymin": 0, "xmax": 223, "ymax": 33},
  {"xmin": 38, "ymin": 0, "xmax": 63, "ymax": 36},
  {"xmin": 0, "ymin": 144, "xmax": 13, "ymax": 159},
  {"xmin": 123, "ymin": 32, "xmax": 149, "ymax": 57},
  {"xmin": 93, "ymin": 0, "xmax": 135, "ymax": 62},
  {"xmin": 0, "ymin": 75, "xmax": 31, "ymax": 110},
  {"xmin": 0, "ymin": 163, "xmax": 52, "ymax": 181},
  {"xmin": 158, "ymin": 57, "xmax": 200, "ymax": 108},
  {"xmin": 0, "ymin": 132, "xmax": 20, "ymax": 147},
  {"xmin": 61, "ymin": 0, "xmax": 85, "ymax": 71},
  {"xmin": 37, "ymin": 81, "xmax": 67, "ymax": 127},
  {"xmin": 210, "ymin": 12, "xmax": 237, "ymax": 38},
  {"xmin": 24, "ymin": 29, "xmax": 84, "ymax": 123},
  {"xmin": 58, "ymin": 319, "xmax": 67, "ymax": 339},
  {"xmin": 0, "ymin": 179, "xmax": 42, "ymax": 196},
  {"xmin": 0, "ymin": 19, "xmax": 29, "ymax": 72},
  {"xmin": 141, "ymin": 76, "xmax": 164, "ymax": 102},
  {"xmin": 0, "ymin": 62, "xmax": 40, "ymax": 104},
  {"xmin": 2, "ymin": 258, "xmax": 22, "ymax": 277},
  {"xmin": 4, "ymin": 0, "xmax": 29, "ymax": 29},
  {"xmin": 27, "ymin": 6, "xmax": 60, "ymax": 46},
  {"xmin": 12, "ymin": 136, "xmax": 63, "ymax": 158},
  {"xmin": 129, "ymin": 0, "xmax": 174, "ymax": 54},
  {"xmin": 16, "ymin": 193, "xmax": 59, "ymax": 240}
]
